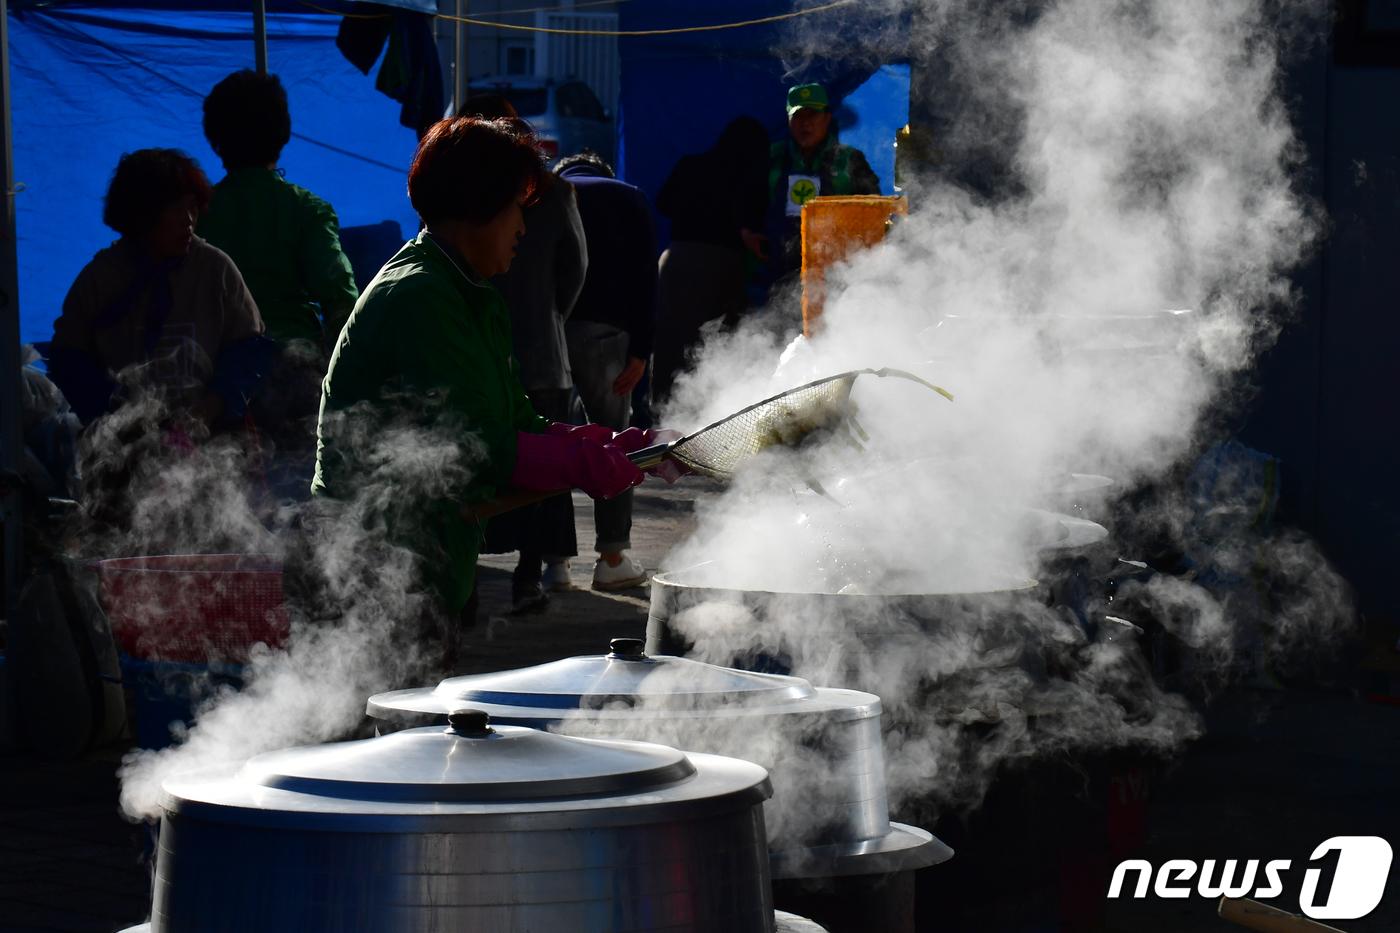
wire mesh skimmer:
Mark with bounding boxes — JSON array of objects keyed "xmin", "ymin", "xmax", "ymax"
[{"xmin": 628, "ymin": 368, "xmax": 954, "ymax": 480}]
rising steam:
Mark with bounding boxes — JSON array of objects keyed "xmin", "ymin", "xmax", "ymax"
[
  {"xmin": 653, "ymin": 0, "xmax": 1349, "ymax": 821},
  {"xmin": 115, "ymin": 400, "xmax": 480, "ymax": 821},
  {"xmin": 108, "ymin": 0, "xmax": 1352, "ymax": 840}
]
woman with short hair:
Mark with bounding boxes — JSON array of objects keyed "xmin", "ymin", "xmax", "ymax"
[
  {"xmin": 49, "ymin": 148, "xmax": 272, "ymax": 427},
  {"xmin": 313, "ymin": 117, "xmax": 657, "ymax": 664}
]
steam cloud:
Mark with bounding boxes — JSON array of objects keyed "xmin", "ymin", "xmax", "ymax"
[
  {"xmin": 105, "ymin": 0, "xmax": 1354, "ymax": 843},
  {"xmin": 653, "ymin": 0, "xmax": 1351, "ymax": 823},
  {"xmin": 114, "ymin": 400, "xmax": 478, "ymax": 820}
]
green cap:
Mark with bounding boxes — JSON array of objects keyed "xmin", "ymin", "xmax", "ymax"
[{"xmin": 786, "ymin": 83, "xmax": 829, "ymax": 117}]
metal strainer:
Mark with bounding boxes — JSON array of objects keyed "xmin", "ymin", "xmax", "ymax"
[{"xmin": 629, "ymin": 368, "xmax": 953, "ymax": 480}]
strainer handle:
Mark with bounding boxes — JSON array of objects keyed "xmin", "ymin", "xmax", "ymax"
[{"xmin": 627, "ymin": 442, "xmax": 675, "ymax": 470}]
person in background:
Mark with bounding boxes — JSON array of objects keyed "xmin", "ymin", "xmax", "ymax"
[
  {"xmin": 315, "ymin": 118, "xmax": 661, "ymax": 668},
  {"xmin": 49, "ymin": 149, "xmax": 271, "ymax": 429},
  {"xmin": 554, "ymin": 151, "xmax": 658, "ymax": 592},
  {"xmin": 740, "ymin": 83, "xmax": 880, "ymax": 297},
  {"xmin": 461, "ymin": 94, "xmax": 589, "ymax": 612},
  {"xmin": 199, "ymin": 70, "xmax": 358, "ymax": 349},
  {"xmin": 48, "ymin": 149, "xmax": 274, "ymax": 534},
  {"xmin": 653, "ymin": 116, "xmax": 770, "ymax": 404},
  {"xmin": 197, "ymin": 70, "xmax": 359, "ymax": 487}
]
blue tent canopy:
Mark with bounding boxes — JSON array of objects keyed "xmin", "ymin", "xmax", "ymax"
[
  {"xmin": 617, "ymin": 0, "xmax": 909, "ymax": 248},
  {"xmin": 8, "ymin": 2, "xmax": 423, "ymax": 344},
  {"xmin": 6, "ymin": 0, "xmax": 910, "ymax": 342}
]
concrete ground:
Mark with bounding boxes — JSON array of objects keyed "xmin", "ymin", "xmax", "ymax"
[{"xmin": 2, "ymin": 473, "xmax": 1398, "ymax": 932}]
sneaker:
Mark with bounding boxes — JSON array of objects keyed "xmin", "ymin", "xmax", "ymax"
[
  {"xmin": 510, "ymin": 581, "xmax": 550, "ymax": 615},
  {"xmin": 542, "ymin": 560, "xmax": 573, "ymax": 592},
  {"xmin": 592, "ymin": 554, "xmax": 649, "ymax": 592}
]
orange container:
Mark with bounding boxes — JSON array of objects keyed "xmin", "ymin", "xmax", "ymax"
[{"xmin": 800, "ymin": 195, "xmax": 908, "ymax": 335}]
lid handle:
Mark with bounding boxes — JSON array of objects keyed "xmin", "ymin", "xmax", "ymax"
[
  {"xmin": 608, "ymin": 637, "xmax": 647, "ymax": 660},
  {"xmin": 447, "ymin": 709, "xmax": 494, "ymax": 737}
]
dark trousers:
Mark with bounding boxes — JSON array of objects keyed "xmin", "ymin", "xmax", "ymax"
[
  {"xmin": 565, "ymin": 320, "xmax": 632, "ymax": 553},
  {"xmin": 482, "ymin": 387, "xmax": 577, "ymax": 586}
]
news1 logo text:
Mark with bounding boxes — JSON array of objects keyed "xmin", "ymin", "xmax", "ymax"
[{"xmin": 1108, "ymin": 836, "xmax": 1393, "ymax": 920}]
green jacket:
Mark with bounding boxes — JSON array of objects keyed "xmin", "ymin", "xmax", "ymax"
[
  {"xmin": 312, "ymin": 232, "xmax": 549, "ymax": 611},
  {"xmin": 197, "ymin": 167, "xmax": 358, "ymax": 348}
]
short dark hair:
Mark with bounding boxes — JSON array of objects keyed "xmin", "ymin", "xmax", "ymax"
[
  {"xmin": 457, "ymin": 93, "xmax": 517, "ymax": 120},
  {"xmin": 553, "ymin": 149, "xmax": 614, "ymax": 178},
  {"xmin": 409, "ymin": 117, "xmax": 549, "ymax": 226},
  {"xmin": 202, "ymin": 70, "xmax": 292, "ymax": 169},
  {"xmin": 102, "ymin": 149, "xmax": 212, "ymax": 237}
]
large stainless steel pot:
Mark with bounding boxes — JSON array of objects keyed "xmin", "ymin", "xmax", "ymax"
[
  {"xmin": 646, "ymin": 567, "xmax": 1044, "ymax": 702},
  {"xmin": 367, "ymin": 639, "xmax": 950, "ymax": 880},
  {"xmin": 151, "ymin": 710, "xmax": 774, "ymax": 932}
]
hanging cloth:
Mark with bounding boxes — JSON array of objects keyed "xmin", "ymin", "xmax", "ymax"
[{"xmin": 336, "ymin": 3, "xmax": 444, "ymax": 133}]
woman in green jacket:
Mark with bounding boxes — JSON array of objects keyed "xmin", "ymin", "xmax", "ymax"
[{"xmin": 313, "ymin": 117, "xmax": 654, "ymax": 667}]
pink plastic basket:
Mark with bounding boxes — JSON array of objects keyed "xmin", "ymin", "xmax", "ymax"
[{"xmin": 91, "ymin": 554, "xmax": 290, "ymax": 663}]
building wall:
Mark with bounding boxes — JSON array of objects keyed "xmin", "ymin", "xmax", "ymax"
[{"xmin": 434, "ymin": 0, "xmax": 620, "ymax": 111}]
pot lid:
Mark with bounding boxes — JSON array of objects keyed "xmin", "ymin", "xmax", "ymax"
[
  {"xmin": 238, "ymin": 710, "xmax": 695, "ymax": 802},
  {"xmin": 428, "ymin": 638, "xmax": 816, "ymax": 711}
]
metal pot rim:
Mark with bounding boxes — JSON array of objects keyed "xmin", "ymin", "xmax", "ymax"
[
  {"xmin": 160, "ymin": 751, "xmax": 772, "ymax": 832},
  {"xmin": 769, "ymin": 822, "xmax": 953, "ymax": 878},
  {"xmin": 651, "ymin": 568, "xmax": 1039, "ymax": 599},
  {"xmin": 367, "ymin": 685, "xmax": 881, "ymax": 726}
]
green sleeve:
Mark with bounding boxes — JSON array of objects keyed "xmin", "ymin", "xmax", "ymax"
[
  {"xmin": 395, "ymin": 279, "xmax": 544, "ymax": 491},
  {"xmin": 301, "ymin": 195, "xmax": 360, "ymax": 343},
  {"xmin": 511, "ymin": 372, "xmax": 550, "ymax": 437}
]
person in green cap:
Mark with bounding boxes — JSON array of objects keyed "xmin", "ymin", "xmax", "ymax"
[
  {"xmin": 740, "ymin": 82, "xmax": 881, "ymax": 296},
  {"xmin": 196, "ymin": 70, "xmax": 359, "ymax": 475}
]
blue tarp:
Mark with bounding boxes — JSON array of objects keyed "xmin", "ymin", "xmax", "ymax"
[
  {"xmin": 8, "ymin": 4, "xmax": 422, "ymax": 345},
  {"xmin": 617, "ymin": 0, "xmax": 909, "ymax": 249}
]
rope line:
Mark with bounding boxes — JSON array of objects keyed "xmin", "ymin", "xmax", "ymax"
[
  {"xmin": 296, "ymin": 0, "xmax": 636, "ymax": 18},
  {"xmin": 437, "ymin": 0, "xmax": 858, "ymax": 35},
  {"xmin": 446, "ymin": 0, "xmax": 640, "ymax": 17},
  {"xmin": 295, "ymin": 0, "xmax": 860, "ymax": 35}
]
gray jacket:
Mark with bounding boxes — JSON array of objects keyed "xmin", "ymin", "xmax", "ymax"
[{"xmin": 491, "ymin": 180, "xmax": 588, "ymax": 391}]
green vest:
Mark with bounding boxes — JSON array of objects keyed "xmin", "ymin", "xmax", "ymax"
[{"xmin": 767, "ymin": 136, "xmax": 857, "ymax": 205}]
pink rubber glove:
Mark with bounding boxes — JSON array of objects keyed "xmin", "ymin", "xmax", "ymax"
[
  {"xmin": 642, "ymin": 428, "xmax": 690, "ymax": 484},
  {"xmin": 609, "ymin": 426, "xmax": 653, "ymax": 454},
  {"xmin": 511, "ymin": 431, "xmax": 645, "ymax": 499},
  {"xmin": 545, "ymin": 422, "xmax": 615, "ymax": 443}
]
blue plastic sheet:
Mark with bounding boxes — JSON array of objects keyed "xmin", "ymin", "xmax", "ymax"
[
  {"xmin": 839, "ymin": 64, "xmax": 911, "ymax": 198},
  {"xmin": 8, "ymin": 5, "xmax": 422, "ymax": 344}
]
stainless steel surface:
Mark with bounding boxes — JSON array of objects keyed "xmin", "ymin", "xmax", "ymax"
[
  {"xmin": 153, "ymin": 722, "xmax": 774, "ymax": 932},
  {"xmin": 646, "ymin": 569, "xmax": 1041, "ymax": 695},
  {"xmin": 367, "ymin": 644, "xmax": 947, "ymax": 880},
  {"xmin": 241, "ymin": 719, "xmax": 695, "ymax": 802},
  {"xmin": 770, "ymin": 822, "xmax": 953, "ymax": 879},
  {"xmin": 138, "ymin": 915, "xmax": 821, "ymax": 933},
  {"xmin": 774, "ymin": 912, "xmax": 830, "ymax": 933},
  {"xmin": 370, "ymin": 639, "xmax": 817, "ymax": 716}
]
